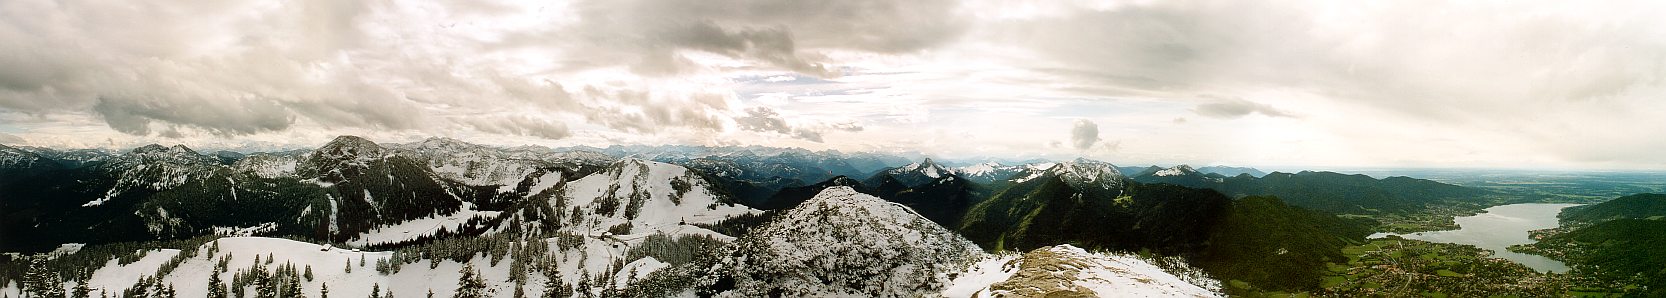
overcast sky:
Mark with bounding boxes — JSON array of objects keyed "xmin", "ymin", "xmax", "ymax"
[{"xmin": 3, "ymin": 0, "xmax": 1665, "ymax": 170}]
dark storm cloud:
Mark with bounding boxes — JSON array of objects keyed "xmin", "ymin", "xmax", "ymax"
[{"xmin": 92, "ymin": 96, "xmax": 295, "ymax": 136}]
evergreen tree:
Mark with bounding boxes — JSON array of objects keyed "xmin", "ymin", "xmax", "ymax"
[
  {"xmin": 162, "ymin": 283, "xmax": 177, "ymax": 298},
  {"xmin": 452, "ymin": 263, "xmax": 488, "ymax": 298},
  {"xmin": 512, "ymin": 284, "xmax": 525, "ymax": 298},
  {"xmin": 369, "ymin": 284, "xmax": 381, "ymax": 298},
  {"xmin": 208, "ymin": 272, "xmax": 229, "ymax": 298},
  {"xmin": 284, "ymin": 275, "xmax": 304, "ymax": 298},
  {"xmin": 573, "ymin": 271, "xmax": 591, "ymax": 298},
  {"xmin": 71, "ymin": 277, "xmax": 92, "ymax": 298},
  {"xmin": 359, "ymin": 255, "xmax": 366, "ymax": 267},
  {"xmin": 255, "ymin": 273, "xmax": 277, "ymax": 298},
  {"xmin": 320, "ymin": 283, "xmax": 329, "ymax": 298},
  {"xmin": 382, "ymin": 288, "xmax": 394, "ymax": 298},
  {"xmin": 266, "ymin": 253, "xmax": 275, "ymax": 264},
  {"xmin": 541, "ymin": 270, "xmax": 570, "ymax": 298},
  {"xmin": 24, "ymin": 257, "xmax": 65, "ymax": 298},
  {"xmin": 345, "ymin": 259, "xmax": 353, "ymax": 273},
  {"xmin": 426, "ymin": 289, "xmax": 434, "ymax": 298},
  {"xmin": 304, "ymin": 265, "xmax": 314, "ymax": 281}
]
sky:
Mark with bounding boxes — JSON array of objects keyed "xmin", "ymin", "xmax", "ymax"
[{"xmin": 2, "ymin": 0, "xmax": 1666, "ymax": 170}]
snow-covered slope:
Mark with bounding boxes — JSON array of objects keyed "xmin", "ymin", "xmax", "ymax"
[
  {"xmin": 85, "ymin": 144, "xmax": 224, "ymax": 206},
  {"xmin": 871, "ymin": 158, "xmax": 954, "ymax": 187},
  {"xmin": 231, "ymin": 151, "xmax": 306, "ymax": 179},
  {"xmin": 8, "ymin": 237, "xmax": 539, "ymax": 298},
  {"xmin": 1154, "ymin": 164, "xmax": 1200, "ymax": 177},
  {"xmin": 391, "ymin": 137, "xmax": 545, "ymax": 187},
  {"xmin": 712, "ymin": 186, "xmax": 984, "ymax": 297},
  {"xmin": 954, "ymin": 162, "xmax": 1024, "ymax": 184},
  {"xmin": 1051, "ymin": 158, "xmax": 1128, "ymax": 193},
  {"xmin": 0, "ymin": 144, "xmax": 57, "ymax": 172},
  {"xmin": 553, "ymin": 158, "xmax": 755, "ymax": 238},
  {"xmin": 946, "ymin": 245, "xmax": 1221, "ymax": 298},
  {"xmin": 529, "ymin": 158, "xmax": 759, "ymax": 294}
]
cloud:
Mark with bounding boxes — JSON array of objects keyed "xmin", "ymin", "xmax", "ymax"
[
  {"xmin": 1193, "ymin": 98, "xmax": 1293, "ymax": 119},
  {"xmin": 731, "ymin": 106, "xmax": 864, "ymax": 143},
  {"xmin": 539, "ymin": 0, "xmax": 967, "ymax": 76},
  {"xmin": 1070, "ymin": 119, "xmax": 1100, "ymax": 150},
  {"xmin": 0, "ymin": 132, "xmax": 24, "ymax": 144},
  {"xmin": 463, "ymin": 116, "xmax": 571, "ymax": 140}
]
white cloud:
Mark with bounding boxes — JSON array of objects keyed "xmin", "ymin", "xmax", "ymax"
[
  {"xmin": 2, "ymin": 0, "xmax": 1665, "ymax": 169},
  {"xmin": 1071, "ymin": 119, "xmax": 1101, "ymax": 151}
]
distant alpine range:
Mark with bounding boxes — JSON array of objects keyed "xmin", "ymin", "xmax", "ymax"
[{"xmin": 1, "ymin": 136, "xmax": 1659, "ymax": 297}]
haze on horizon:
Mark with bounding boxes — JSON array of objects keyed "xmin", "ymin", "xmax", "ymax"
[{"xmin": 3, "ymin": 0, "xmax": 1665, "ymax": 170}]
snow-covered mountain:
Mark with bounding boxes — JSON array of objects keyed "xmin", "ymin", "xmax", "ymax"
[
  {"xmin": 85, "ymin": 144, "xmax": 226, "ymax": 207},
  {"xmin": 389, "ymin": 137, "xmax": 609, "ymax": 188},
  {"xmin": 1003, "ymin": 159, "xmax": 1126, "ymax": 196},
  {"xmin": 867, "ymin": 158, "xmax": 954, "ymax": 187},
  {"xmin": 708, "ymin": 186, "xmax": 984, "ymax": 297},
  {"xmin": 1133, "ymin": 165, "xmax": 1227, "ymax": 186},
  {"xmin": 231, "ymin": 151, "xmax": 306, "ymax": 179},
  {"xmin": 953, "ymin": 162, "xmax": 1030, "ymax": 184},
  {"xmin": 16, "ymin": 146, "xmax": 116, "ymax": 168},
  {"xmin": 0, "ymin": 144, "xmax": 58, "ymax": 173},
  {"xmin": 1154, "ymin": 164, "xmax": 1200, "ymax": 177},
  {"xmin": 544, "ymin": 158, "xmax": 756, "ymax": 238}
]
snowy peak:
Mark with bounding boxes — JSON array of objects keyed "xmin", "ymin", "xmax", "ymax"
[
  {"xmin": 407, "ymin": 136, "xmax": 480, "ymax": 152},
  {"xmin": 893, "ymin": 158, "xmax": 950, "ymax": 178},
  {"xmin": 874, "ymin": 158, "xmax": 956, "ymax": 187},
  {"xmin": 1046, "ymin": 158, "xmax": 1127, "ymax": 193},
  {"xmin": 715, "ymin": 186, "xmax": 985, "ymax": 296},
  {"xmin": 1154, "ymin": 164, "xmax": 1200, "ymax": 177},
  {"xmin": 120, "ymin": 144, "xmax": 216, "ymax": 165},
  {"xmin": 957, "ymin": 162, "xmax": 1002, "ymax": 177},
  {"xmin": 315, "ymin": 135, "xmax": 386, "ymax": 160}
]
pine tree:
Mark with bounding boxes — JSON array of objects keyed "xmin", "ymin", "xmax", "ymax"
[
  {"xmin": 304, "ymin": 265, "xmax": 314, "ymax": 281},
  {"xmin": 359, "ymin": 255, "xmax": 366, "ymax": 267},
  {"xmin": 319, "ymin": 283, "xmax": 329, "ymax": 298},
  {"xmin": 255, "ymin": 272, "xmax": 277, "ymax": 298},
  {"xmin": 369, "ymin": 284, "xmax": 381, "ymax": 298},
  {"xmin": 266, "ymin": 253, "xmax": 275, "ymax": 264},
  {"xmin": 426, "ymin": 289, "xmax": 434, "ymax": 298},
  {"xmin": 512, "ymin": 284, "xmax": 525, "ymax": 298},
  {"xmin": 452, "ymin": 263, "xmax": 487, "ymax": 298},
  {"xmin": 162, "ymin": 283, "xmax": 177, "ymax": 298},
  {"xmin": 284, "ymin": 275, "xmax": 304, "ymax": 298},
  {"xmin": 24, "ymin": 257, "xmax": 65, "ymax": 298},
  {"xmin": 382, "ymin": 288, "xmax": 394, "ymax": 298},
  {"xmin": 71, "ymin": 276, "xmax": 92, "ymax": 298},
  {"xmin": 208, "ymin": 272, "xmax": 229, "ymax": 298},
  {"xmin": 345, "ymin": 259, "xmax": 353, "ymax": 273}
]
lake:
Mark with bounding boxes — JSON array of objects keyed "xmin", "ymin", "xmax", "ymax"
[{"xmin": 1369, "ymin": 203, "xmax": 1581, "ymax": 273}]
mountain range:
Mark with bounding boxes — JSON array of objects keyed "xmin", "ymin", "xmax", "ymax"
[{"xmin": 0, "ymin": 137, "xmax": 1501, "ymax": 297}]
